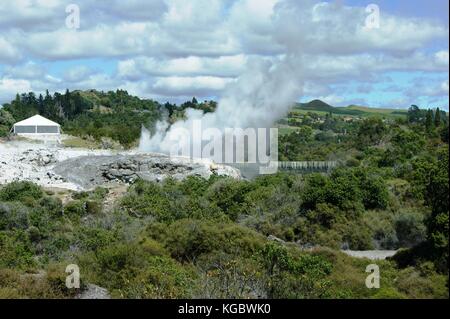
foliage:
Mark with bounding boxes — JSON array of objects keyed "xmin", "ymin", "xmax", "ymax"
[
  {"xmin": 0, "ymin": 102, "xmax": 448, "ymax": 299},
  {"xmin": 0, "ymin": 181, "xmax": 44, "ymax": 202}
]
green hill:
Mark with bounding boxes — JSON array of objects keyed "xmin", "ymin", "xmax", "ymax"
[
  {"xmin": 295, "ymin": 100, "xmax": 408, "ymax": 118},
  {"xmin": 298, "ymin": 99, "xmax": 335, "ymax": 112}
]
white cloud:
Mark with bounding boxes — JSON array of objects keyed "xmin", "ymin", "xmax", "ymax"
[
  {"xmin": 0, "ymin": 37, "xmax": 21, "ymax": 63},
  {"xmin": 435, "ymin": 50, "xmax": 449, "ymax": 68},
  {"xmin": 63, "ymin": 66, "xmax": 97, "ymax": 82},
  {"xmin": 0, "ymin": 78, "xmax": 32, "ymax": 103},
  {"xmin": 0, "ymin": 0, "xmax": 448, "ymax": 107},
  {"xmin": 4, "ymin": 61, "xmax": 46, "ymax": 79},
  {"xmin": 273, "ymin": 1, "xmax": 448, "ymax": 55},
  {"xmin": 118, "ymin": 55, "xmax": 247, "ymax": 80},
  {"xmin": 442, "ymin": 79, "xmax": 449, "ymax": 94},
  {"xmin": 152, "ymin": 76, "xmax": 235, "ymax": 96}
]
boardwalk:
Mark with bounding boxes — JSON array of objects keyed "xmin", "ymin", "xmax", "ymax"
[
  {"xmin": 278, "ymin": 161, "xmax": 338, "ymax": 172},
  {"xmin": 230, "ymin": 161, "xmax": 339, "ymax": 178}
]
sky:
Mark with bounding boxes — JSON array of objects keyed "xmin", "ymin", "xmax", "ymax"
[{"xmin": 0, "ymin": 0, "xmax": 448, "ymax": 110}]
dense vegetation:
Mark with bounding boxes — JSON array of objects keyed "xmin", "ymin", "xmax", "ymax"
[
  {"xmin": 0, "ymin": 90, "xmax": 216, "ymax": 147},
  {"xmin": 0, "ymin": 94, "xmax": 448, "ymax": 298}
]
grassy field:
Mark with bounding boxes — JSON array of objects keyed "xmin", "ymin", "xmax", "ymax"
[{"xmin": 294, "ymin": 100, "xmax": 408, "ymax": 119}]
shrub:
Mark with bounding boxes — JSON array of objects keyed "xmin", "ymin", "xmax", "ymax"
[
  {"xmin": 90, "ymin": 242, "xmax": 195, "ymax": 298},
  {"xmin": 38, "ymin": 196, "xmax": 63, "ymax": 217},
  {"xmin": 0, "ymin": 231, "xmax": 35, "ymax": 269},
  {"xmin": 259, "ymin": 242, "xmax": 333, "ymax": 298},
  {"xmin": 394, "ymin": 211, "xmax": 427, "ymax": 247},
  {"xmin": 64, "ymin": 201, "xmax": 86, "ymax": 216},
  {"xmin": 0, "ymin": 182, "xmax": 43, "ymax": 202},
  {"xmin": 76, "ymin": 227, "xmax": 118, "ymax": 252},
  {"xmin": 307, "ymin": 203, "xmax": 340, "ymax": 229},
  {"xmin": 359, "ymin": 174, "xmax": 389, "ymax": 210},
  {"xmin": 93, "ymin": 187, "xmax": 109, "ymax": 199},
  {"xmin": 195, "ymin": 252, "xmax": 265, "ymax": 298},
  {"xmin": 27, "ymin": 226, "xmax": 41, "ymax": 242},
  {"xmin": 339, "ymin": 220, "xmax": 374, "ymax": 250},
  {"xmin": 205, "ymin": 179, "xmax": 251, "ymax": 220},
  {"xmin": 0, "ymin": 202, "xmax": 29, "ymax": 231},
  {"xmin": 85, "ymin": 200, "xmax": 102, "ymax": 215},
  {"xmin": 147, "ymin": 219, "xmax": 265, "ymax": 262}
]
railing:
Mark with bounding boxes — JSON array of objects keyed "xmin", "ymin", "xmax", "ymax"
[
  {"xmin": 230, "ymin": 161, "xmax": 339, "ymax": 174},
  {"xmin": 278, "ymin": 161, "xmax": 338, "ymax": 172}
]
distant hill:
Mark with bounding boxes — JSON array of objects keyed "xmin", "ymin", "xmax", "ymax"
[
  {"xmin": 298, "ymin": 99, "xmax": 335, "ymax": 112},
  {"xmin": 294, "ymin": 100, "xmax": 408, "ymax": 118}
]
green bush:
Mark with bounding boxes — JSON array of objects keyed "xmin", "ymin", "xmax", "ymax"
[
  {"xmin": 147, "ymin": 219, "xmax": 265, "ymax": 262},
  {"xmin": 0, "ymin": 231, "xmax": 35, "ymax": 269},
  {"xmin": 258, "ymin": 242, "xmax": 333, "ymax": 298},
  {"xmin": 87, "ymin": 241, "xmax": 196, "ymax": 298},
  {"xmin": 394, "ymin": 211, "xmax": 427, "ymax": 247},
  {"xmin": 85, "ymin": 200, "xmax": 102, "ymax": 215},
  {"xmin": 0, "ymin": 182, "xmax": 43, "ymax": 202},
  {"xmin": 64, "ymin": 201, "xmax": 86, "ymax": 216}
]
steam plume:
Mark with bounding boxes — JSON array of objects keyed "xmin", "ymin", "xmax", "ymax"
[{"xmin": 139, "ymin": 1, "xmax": 311, "ymax": 157}]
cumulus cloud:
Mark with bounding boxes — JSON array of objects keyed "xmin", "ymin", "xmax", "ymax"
[
  {"xmin": 0, "ymin": 78, "xmax": 32, "ymax": 103},
  {"xmin": 0, "ymin": 0, "xmax": 448, "ymax": 107},
  {"xmin": 0, "ymin": 37, "xmax": 21, "ymax": 63},
  {"xmin": 435, "ymin": 50, "xmax": 449, "ymax": 68},
  {"xmin": 118, "ymin": 55, "xmax": 247, "ymax": 80},
  {"xmin": 4, "ymin": 61, "xmax": 46, "ymax": 79},
  {"xmin": 63, "ymin": 65, "xmax": 97, "ymax": 82},
  {"xmin": 272, "ymin": 1, "xmax": 448, "ymax": 55},
  {"xmin": 152, "ymin": 76, "xmax": 235, "ymax": 96}
]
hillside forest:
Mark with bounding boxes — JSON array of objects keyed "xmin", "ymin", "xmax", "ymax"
[{"xmin": 0, "ymin": 90, "xmax": 448, "ymax": 299}]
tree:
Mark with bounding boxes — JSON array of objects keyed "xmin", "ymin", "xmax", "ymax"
[
  {"xmin": 0, "ymin": 109, "xmax": 16, "ymax": 137},
  {"xmin": 38, "ymin": 94, "xmax": 44, "ymax": 114},
  {"xmin": 425, "ymin": 148, "xmax": 449, "ymax": 272},
  {"xmin": 425, "ymin": 109, "xmax": 434, "ymax": 132},
  {"xmin": 408, "ymin": 105, "xmax": 423, "ymax": 123},
  {"xmin": 356, "ymin": 117, "xmax": 386, "ymax": 146},
  {"xmin": 434, "ymin": 108, "xmax": 441, "ymax": 127}
]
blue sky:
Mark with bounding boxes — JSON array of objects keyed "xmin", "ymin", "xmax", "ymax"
[{"xmin": 0, "ymin": 0, "xmax": 448, "ymax": 110}]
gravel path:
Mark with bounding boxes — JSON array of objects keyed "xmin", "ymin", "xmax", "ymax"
[{"xmin": 341, "ymin": 250, "xmax": 398, "ymax": 260}]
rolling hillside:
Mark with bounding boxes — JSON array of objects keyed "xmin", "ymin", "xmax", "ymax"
[{"xmin": 295, "ymin": 100, "xmax": 408, "ymax": 118}]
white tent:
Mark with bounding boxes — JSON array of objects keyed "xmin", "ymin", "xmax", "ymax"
[{"xmin": 12, "ymin": 115, "xmax": 61, "ymax": 136}]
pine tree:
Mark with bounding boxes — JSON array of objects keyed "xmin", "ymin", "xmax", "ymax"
[
  {"xmin": 42, "ymin": 90, "xmax": 50, "ymax": 117},
  {"xmin": 38, "ymin": 94, "xmax": 44, "ymax": 114},
  {"xmin": 425, "ymin": 109, "xmax": 434, "ymax": 132},
  {"xmin": 434, "ymin": 108, "xmax": 441, "ymax": 127}
]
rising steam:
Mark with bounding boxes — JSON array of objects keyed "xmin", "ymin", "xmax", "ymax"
[{"xmin": 139, "ymin": 1, "xmax": 312, "ymax": 158}]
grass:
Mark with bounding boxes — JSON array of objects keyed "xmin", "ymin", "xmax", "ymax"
[
  {"xmin": 62, "ymin": 136, "xmax": 101, "ymax": 149},
  {"xmin": 293, "ymin": 101, "xmax": 408, "ymax": 119},
  {"xmin": 277, "ymin": 125, "xmax": 301, "ymax": 136}
]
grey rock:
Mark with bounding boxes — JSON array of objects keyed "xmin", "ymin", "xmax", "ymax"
[
  {"xmin": 77, "ymin": 284, "xmax": 111, "ymax": 299},
  {"xmin": 53, "ymin": 154, "xmax": 241, "ymax": 189}
]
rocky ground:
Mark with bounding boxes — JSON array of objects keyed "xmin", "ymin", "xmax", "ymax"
[
  {"xmin": 77, "ymin": 284, "xmax": 111, "ymax": 299},
  {"xmin": 0, "ymin": 139, "xmax": 240, "ymax": 190}
]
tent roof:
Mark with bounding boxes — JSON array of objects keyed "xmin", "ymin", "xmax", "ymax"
[{"xmin": 14, "ymin": 115, "xmax": 60, "ymax": 127}]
